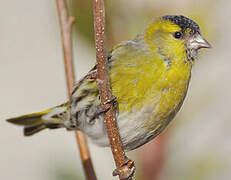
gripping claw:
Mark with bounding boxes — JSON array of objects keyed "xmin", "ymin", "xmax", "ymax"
[
  {"xmin": 112, "ymin": 159, "xmax": 135, "ymax": 180},
  {"xmin": 103, "ymin": 95, "xmax": 117, "ymax": 106}
]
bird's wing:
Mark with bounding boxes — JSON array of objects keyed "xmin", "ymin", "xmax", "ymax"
[{"xmin": 70, "ymin": 39, "xmax": 153, "ymax": 114}]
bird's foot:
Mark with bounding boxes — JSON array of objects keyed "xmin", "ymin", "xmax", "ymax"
[
  {"xmin": 112, "ymin": 159, "xmax": 135, "ymax": 180},
  {"xmin": 88, "ymin": 106, "xmax": 110, "ymax": 124},
  {"xmin": 87, "ymin": 71, "xmax": 97, "ymax": 79},
  {"xmin": 89, "ymin": 96, "xmax": 118, "ymax": 124},
  {"xmin": 103, "ymin": 95, "xmax": 118, "ymax": 107}
]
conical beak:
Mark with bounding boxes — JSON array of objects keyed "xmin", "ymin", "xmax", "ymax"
[{"xmin": 188, "ymin": 33, "xmax": 212, "ymax": 50}]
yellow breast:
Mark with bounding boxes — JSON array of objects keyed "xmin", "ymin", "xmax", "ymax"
[
  {"xmin": 111, "ymin": 51, "xmax": 191, "ymax": 105},
  {"xmin": 146, "ymin": 61, "xmax": 191, "ymax": 128},
  {"xmin": 110, "ymin": 44, "xmax": 192, "ymax": 132}
]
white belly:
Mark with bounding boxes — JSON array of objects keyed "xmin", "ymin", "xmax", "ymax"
[{"xmin": 80, "ymin": 103, "xmax": 167, "ymax": 151}]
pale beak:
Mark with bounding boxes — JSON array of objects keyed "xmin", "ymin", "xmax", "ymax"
[{"xmin": 187, "ymin": 33, "xmax": 212, "ymax": 50}]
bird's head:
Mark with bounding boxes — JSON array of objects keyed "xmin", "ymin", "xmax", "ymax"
[{"xmin": 144, "ymin": 15, "xmax": 211, "ymax": 62}]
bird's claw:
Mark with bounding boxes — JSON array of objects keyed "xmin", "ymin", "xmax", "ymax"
[
  {"xmin": 103, "ymin": 95, "xmax": 117, "ymax": 106},
  {"xmin": 87, "ymin": 71, "xmax": 97, "ymax": 79},
  {"xmin": 89, "ymin": 96, "xmax": 117, "ymax": 124},
  {"xmin": 112, "ymin": 159, "xmax": 135, "ymax": 180},
  {"xmin": 88, "ymin": 106, "xmax": 110, "ymax": 124}
]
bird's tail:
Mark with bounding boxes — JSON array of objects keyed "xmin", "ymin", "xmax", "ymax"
[{"xmin": 6, "ymin": 103, "xmax": 68, "ymax": 136}]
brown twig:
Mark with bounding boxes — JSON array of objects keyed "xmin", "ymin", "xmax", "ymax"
[
  {"xmin": 93, "ymin": 0, "xmax": 135, "ymax": 179},
  {"xmin": 56, "ymin": 0, "xmax": 97, "ymax": 179}
]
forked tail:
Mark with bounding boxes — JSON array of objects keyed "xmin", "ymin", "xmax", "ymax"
[{"xmin": 7, "ymin": 104, "xmax": 68, "ymax": 136}]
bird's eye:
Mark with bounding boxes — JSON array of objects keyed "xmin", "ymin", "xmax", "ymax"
[{"xmin": 174, "ymin": 31, "xmax": 182, "ymax": 39}]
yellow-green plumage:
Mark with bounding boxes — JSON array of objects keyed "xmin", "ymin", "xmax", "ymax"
[
  {"xmin": 7, "ymin": 15, "xmax": 211, "ymax": 151},
  {"xmin": 105, "ymin": 19, "xmax": 193, "ymax": 149}
]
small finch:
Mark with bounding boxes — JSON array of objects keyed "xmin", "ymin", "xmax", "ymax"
[{"xmin": 7, "ymin": 15, "xmax": 211, "ymax": 151}]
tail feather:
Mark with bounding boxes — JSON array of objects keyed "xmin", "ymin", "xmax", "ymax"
[
  {"xmin": 6, "ymin": 111, "xmax": 48, "ymax": 126},
  {"xmin": 7, "ymin": 104, "xmax": 68, "ymax": 136},
  {"xmin": 24, "ymin": 124, "xmax": 46, "ymax": 136},
  {"xmin": 6, "ymin": 111, "xmax": 49, "ymax": 136},
  {"xmin": 7, "ymin": 110, "xmax": 64, "ymax": 136}
]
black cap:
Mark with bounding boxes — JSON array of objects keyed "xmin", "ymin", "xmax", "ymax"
[{"xmin": 162, "ymin": 15, "xmax": 201, "ymax": 35}]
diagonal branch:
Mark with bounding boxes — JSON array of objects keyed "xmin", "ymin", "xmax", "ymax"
[
  {"xmin": 93, "ymin": 0, "xmax": 135, "ymax": 179},
  {"xmin": 56, "ymin": 0, "xmax": 97, "ymax": 179}
]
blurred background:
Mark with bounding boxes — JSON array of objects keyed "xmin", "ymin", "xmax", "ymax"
[{"xmin": 1, "ymin": 0, "xmax": 230, "ymax": 179}]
